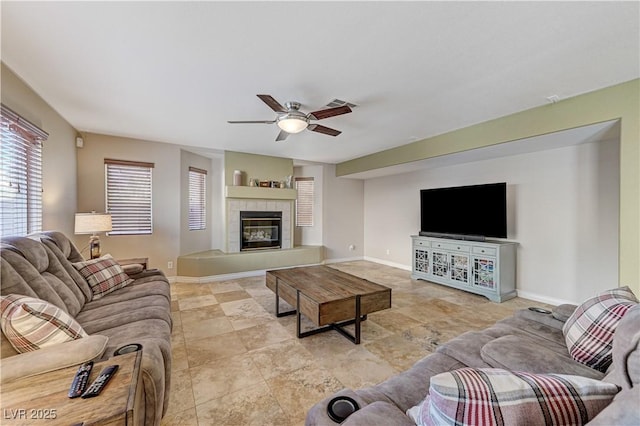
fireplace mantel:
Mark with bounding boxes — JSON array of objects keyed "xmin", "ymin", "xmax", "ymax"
[{"xmin": 225, "ymin": 185, "xmax": 297, "ymax": 200}]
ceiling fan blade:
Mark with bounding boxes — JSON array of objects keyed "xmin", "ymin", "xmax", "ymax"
[
  {"xmin": 308, "ymin": 105, "xmax": 352, "ymax": 121},
  {"xmin": 227, "ymin": 120, "xmax": 276, "ymax": 124},
  {"xmin": 257, "ymin": 94, "xmax": 286, "ymax": 112},
  {"xmin": 307, "ymin": 124, "xmax": 341, "ymax": 137},
  {"xmin": 275, "ymin": 130, "xmax": 289, "ymax": 141}
]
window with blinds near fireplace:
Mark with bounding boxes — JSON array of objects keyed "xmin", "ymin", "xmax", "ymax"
[
  {"xmin": 0, "ymin": 104, "xmax": 48, "ymax": 237},
  {"xmin": 188, "ymin": 167, "xmax": 207, "ymax": 231},
  {"xmin": 105, "ymin": 159, "xmax": 154, "ymax": 235},
  {"xmin": 295, "ymin": 177, "xmax": 314, "ymax": 227}
]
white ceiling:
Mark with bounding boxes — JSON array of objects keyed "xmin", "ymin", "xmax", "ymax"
[{"xmin": 1, "ymin": 2, "xmax": 638, "ymax": 165}]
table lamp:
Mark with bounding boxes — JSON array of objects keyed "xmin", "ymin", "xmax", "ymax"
[{"xmin": 75, "ymin": 212, "xmax": 112, "ymax": 259}]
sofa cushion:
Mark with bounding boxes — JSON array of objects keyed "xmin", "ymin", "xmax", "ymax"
[
  {"xmin": 0, "ymin": 294, "xmax": 88, "ymax": 353},
  {"xmin": 76, "ymin": 295, "xmax": 171, "ymax": 335},
  {"xmin": 435, "ymin": 331, "xmax": 493, "ymax": 368},
  {"xmin": 415, "ymin": 368, "xmax": 619, "ymax": 426},
  {"xmin": 38, "ymin": 231, "xmax": 84, "ymax": 263},
  {"xmin": 494, "ymin": 315, "xmax": 568, "ymax": 350},
  {"xmin": 38, "ymin": 232, "xmax": 93, "ymax": 302},
  {"xmin": 6, "ymin": 235, "xmax": 87, "ymax": 316},
  {"xmin": 563, "ymin": 286, "xmax": 638, "ymax": 373},
  {"xmin": 1, "ymin": 240, "xmax": 79, "ymax": 314},
  {"xmin": 80, "ymin": 279, "xmax": 170, "ymax": 312},
  {"xmin": 481, "ymin": 335, "xmax": 604, "ymax": 379},
  {"xmin": 73, "ymin": 254, "xmax": 134, "ymax": 300}
]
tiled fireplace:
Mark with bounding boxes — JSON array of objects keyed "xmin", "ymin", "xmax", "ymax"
[{"xmin": 227, "ymin": 199, "xmax": 292, "ymax": 252}]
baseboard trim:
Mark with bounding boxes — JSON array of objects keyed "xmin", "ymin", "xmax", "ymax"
[
  {"xmin": 363, "ymin": 256, "xmax": 412, "ymax": 271},
  {"xmin": 174, "ymin": 262, "xmax": 322, "ymax": 283},
  {"xmin": 174, "ymin": 259, "xmax": 579, "ymax": 306},
  {"xmin": 323, "ymin": 256, "xmax": 364, "ymax": 264},
  {"xmin": 516, "ymin": 290, "xmax": 576, "ymax": 306}
]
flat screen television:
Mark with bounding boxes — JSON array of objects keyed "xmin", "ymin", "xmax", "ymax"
[{"xmin": 420, "ymin": 182, "xmax": 507, "ymax": 240}]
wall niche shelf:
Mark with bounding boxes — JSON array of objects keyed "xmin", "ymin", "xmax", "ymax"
[{"xmin": 225, "ymin": 185, "xmax": 297, "ymax": 200}]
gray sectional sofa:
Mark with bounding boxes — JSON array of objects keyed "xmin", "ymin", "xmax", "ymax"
[
  {"xmin": 0, "ymin": 231, "xmax": 172, "ymax": 426},
  {"xmin": 307, "ymin": 298, "xmax": 640, "ymax": 425}
]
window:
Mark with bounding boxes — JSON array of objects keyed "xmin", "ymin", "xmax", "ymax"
[
  {"xmin": 0, "ymin": 104, "xmax": 48, "ymax": 237},
  {"xmin": 105, "ymin": 159, "xmax": 154, "ymax": 235},
  {"xmin": 295, "ymin": 177, "xmax": 314, "ymax": 227},
  {"xmin": 188, "ymin": 166, "xmax": 207, "ymax": 230}
]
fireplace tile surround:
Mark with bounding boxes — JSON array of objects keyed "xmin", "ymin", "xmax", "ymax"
[{"xmin": 227, "ymin": 199, "xmax": 292, "ymax": 253}]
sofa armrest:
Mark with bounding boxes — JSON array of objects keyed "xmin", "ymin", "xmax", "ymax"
[
  {"xmin": 553, "ymin": 304, "xmax": 578, "ymax": 322},
  {"xmin": 118, "ymin": 257, "xmax": 148, "ymax": 275},
  {"xmin": 117, "ymin": 257, "xmax": 148, "ymax": 269},
  {"xmin": 0, "ymin": 335, "xmax": 109, "ymax": 384}
]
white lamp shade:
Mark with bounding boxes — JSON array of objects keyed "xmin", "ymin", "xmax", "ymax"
[
  {"xmin": 75, "ymin": 212, "xmax": 112, "ymax": 234},
  {"xmin": 277, "ymin": 117, "xmax": 308, "ymax": 134}
]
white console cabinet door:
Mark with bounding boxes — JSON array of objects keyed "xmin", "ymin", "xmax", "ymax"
[
  {"xmin": 411, "ymin": 236, "xmax": 517, "ymax": 302},
  {"xmin": 413, "ymin": 238, "xmax": 431, "ymax": 276}
]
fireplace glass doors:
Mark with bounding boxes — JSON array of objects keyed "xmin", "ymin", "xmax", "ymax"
[{"xmin": 240, "ymin": 211, "xmax": 282, "ymax": 251}]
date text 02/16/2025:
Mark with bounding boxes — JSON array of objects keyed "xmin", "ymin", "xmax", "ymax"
[{"xmin": 3, "ymin": 409, "xmax": 57, "ymax": 420}]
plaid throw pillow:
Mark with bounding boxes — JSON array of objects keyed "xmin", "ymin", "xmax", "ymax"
[
  {"xmin": 563, "ymin": 287, "xmax": 638, "ymax": 372},
  {"xmin": 73, "ymin": 254, "xmax": 134, "ymax": 300},
  {"xmin": 417, "ymin": 368, "xmax": 619, "ymax": 426},
  {"xmin": 0, "ymin": 294, "xmax": 88, "ymax": 353}
]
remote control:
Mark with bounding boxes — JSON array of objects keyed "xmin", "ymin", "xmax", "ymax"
[
  {"xmin": 68, "ymin": 361, "xmax": 93, "ymax": 398},
  {"xmin": 81, "ymin": 365, "xmax": 119, "ymax": 398}
]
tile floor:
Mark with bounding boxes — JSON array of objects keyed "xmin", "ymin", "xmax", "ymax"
[{"xmin": 161, "ymin": 261, "xmax": 549, "ymax": 426}]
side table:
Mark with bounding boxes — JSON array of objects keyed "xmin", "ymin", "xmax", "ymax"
[{"xmin": 1, "ymin": 350, "xmax": 143, "ymax": 425}]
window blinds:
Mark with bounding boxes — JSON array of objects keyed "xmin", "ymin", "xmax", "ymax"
[
  {"xmin": 188, "ymin": 167, "xmax": 206, "ymax": 231},
  {"xmin": 105, "ymin": 159, "xmax": 154, "ymax": 235},
  {"xmin": 0, "ymin": 104, "xmax": 48, "ymax": 237},
  {"xmin": 295, "ymin": 177, "xmax": 314, "ymax": 227}
]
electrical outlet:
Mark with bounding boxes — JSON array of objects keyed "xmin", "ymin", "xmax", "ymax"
[
  {"xmin": 348, "ymin": 244, "xmax": 355, "ymax": 251},
  {"xmin": 386, "ymin": 249, "xmax": 390, "ymax": 255},
  {"xmin": 167, "ymin": 261, "xmax": 174, "ymax": 269}
]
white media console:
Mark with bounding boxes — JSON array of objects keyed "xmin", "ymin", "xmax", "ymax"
[{"xmin": 411, "ymin": 235, "xmax": 517, "ymax": 302}]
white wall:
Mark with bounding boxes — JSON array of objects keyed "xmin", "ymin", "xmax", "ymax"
[
  {"xmin": 323, "ymin": 164, "xmax": 365, "ymax": 261},
  {"xmin": 210, "ymin": 155, "xmax": 225, "ymax": 251},
  {"xmin": 180, "ymin": 150, "xmax": 214, "ymax": 255},
  {"xmin": 1, "ymin": 63, "xmax": 78, "ymax": 235},
  {"xmin": 77, "ymin": 133, "xmax": 181, "ymax": 273},
  {"xmin": 363, "ymin": 138, "xmax": 620, "ymax": 304}
]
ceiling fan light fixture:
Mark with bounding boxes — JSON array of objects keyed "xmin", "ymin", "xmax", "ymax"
[{"xmin": 277, "ymin": 116, "xmax": 308, "ymax": 134}]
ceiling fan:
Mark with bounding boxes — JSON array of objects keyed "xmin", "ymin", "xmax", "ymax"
[{"xmin": 228, "ymin": 94, "xmax": 354, "ymax": 141}]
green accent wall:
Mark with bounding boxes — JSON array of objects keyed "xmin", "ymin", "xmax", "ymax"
[
  {"xmin": 224, "ymin": 151, "xmax": 293, "ymax": 186},
  {"xmin": 337, "ymin": 79, "xmax": 640, "ymax": 293}
]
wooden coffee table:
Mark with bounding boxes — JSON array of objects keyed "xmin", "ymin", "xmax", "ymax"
[{"xmin": 266, "ymin": 265, "xmax": 391, "ymax": 344}]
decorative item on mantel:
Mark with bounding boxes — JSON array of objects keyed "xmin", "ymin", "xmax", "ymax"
[
  {"xmin": 233, "ymin": 170, "xmax": 243, "ymax": 186},
  {"xmin": 246, "ymin": 179, "xmax": 292, "ymax": 188}
]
